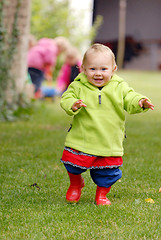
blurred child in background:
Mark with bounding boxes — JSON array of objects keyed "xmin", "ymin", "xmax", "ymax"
[
  {"xmin": 56, "ymin": 46, "xmax": 82, "ymax": 94},
  {"xmin": 28, "ymin": 36, "xmax": 70, "ymax": 99},
  {"xmin": 41, "ymin": 46, "xmax": 82, "ymax": 98}
]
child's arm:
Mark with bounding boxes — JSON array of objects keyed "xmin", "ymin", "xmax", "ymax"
[
  {"xmin": 139, "ymin": 98, "xmax": 154, "ymax": 110},
  {"xmin": 122, "ymin": 82, "xmax": 154, "ymax": 114},
  {"xmin": 60, "ymin": 82, "xmax": 86, "ymax": 115}
]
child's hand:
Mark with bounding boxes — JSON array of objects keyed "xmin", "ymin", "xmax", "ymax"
[
  {"xmin": 72, "ymin": 99, "xmax": 87, "ymax": 111},
  {"xmin": 139, "ymin": 98, "xmax": 154, "ymax": 110}
]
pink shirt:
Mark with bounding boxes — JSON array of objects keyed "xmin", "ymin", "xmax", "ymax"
[
  {"xmin": 56, "ymin": 61, "xmax": 82, "ymax": 92},
  {"xmin": 28, "ymin": 38, "xmax": 59, "ymax": 71}
]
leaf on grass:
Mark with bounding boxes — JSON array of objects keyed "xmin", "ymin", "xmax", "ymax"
[
  {"xmin": 159, "ymin": 188, "xmax": 161, "ymax": 193},
  {"xmin": 145, "ymin": 198, "xmax": 155, "ymax": 203}
]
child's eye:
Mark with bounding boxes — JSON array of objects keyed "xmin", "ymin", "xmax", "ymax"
[
  {"xmin": 102, "ymin": 68, "xmax": 107, "ymax": 71},
  {"xmin": 90, "ymin": 68, "xmax": 95, "ymax": 70}
]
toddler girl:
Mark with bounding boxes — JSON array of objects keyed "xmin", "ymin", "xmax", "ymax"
[{"xmin": 60, "ymin": 43, "xmax": 154, "ymax": 205}]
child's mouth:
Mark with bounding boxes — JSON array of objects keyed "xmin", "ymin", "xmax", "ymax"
[{"xmin": 94, "ymin": 79, "xmax": 103, "ymax": 83}]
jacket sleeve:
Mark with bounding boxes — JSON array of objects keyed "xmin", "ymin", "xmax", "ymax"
[
  {"xmin": 60, "ymin": 82, "xmax": 81, "ymax": 116},
  {"xmin": 122, "ymin": 81, "xmax": 150, "ymax": 114}
]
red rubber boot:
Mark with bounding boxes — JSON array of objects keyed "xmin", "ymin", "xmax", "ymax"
[
  {"xmin": 95, "ymin": 186, "xmax": 111, "ymax": 206},
  {"xmin": 66, "ymin": 172, "xmax": 85, "ymax": 203}
]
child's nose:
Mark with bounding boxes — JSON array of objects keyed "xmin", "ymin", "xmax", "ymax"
[{"xmin": 95, "ymin": 70, "xmax": 101, "ymax": 76}]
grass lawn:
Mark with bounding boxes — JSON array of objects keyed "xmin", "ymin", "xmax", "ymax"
[{"xmin": 0, "ymin": 71, "xmax": 161, "ymax": 240}]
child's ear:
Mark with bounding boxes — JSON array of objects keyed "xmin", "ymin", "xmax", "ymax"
[
  {"xmin": 81, "ymin": 64, "xmax": 86, "ymax": 73},
  {"xmin": 113, "ymin": 65, "xmax": 117, "ymax": 72}
]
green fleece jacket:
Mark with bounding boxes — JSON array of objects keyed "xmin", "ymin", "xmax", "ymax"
[{"xmin": 60, "ymin": 72, "xmax": 149, "ymax": 156}]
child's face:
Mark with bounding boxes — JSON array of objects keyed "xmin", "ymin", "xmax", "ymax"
[
  {"xmin": 66, "ymin": 54, "xmax": 78, "ymax": 66},
  {"xmin": 83, "ymin": 52, "xmax": 116, "ymax": 87}
]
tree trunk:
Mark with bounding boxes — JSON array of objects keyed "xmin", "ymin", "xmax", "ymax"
[{"xmin": 3, "ymin": 0, "xmax": 31, "ymax": 97}]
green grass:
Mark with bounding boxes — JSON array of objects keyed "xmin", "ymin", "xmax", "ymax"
[{"xmin": 0, "ymin": 71, "xmax": 161, "ymax": 240}]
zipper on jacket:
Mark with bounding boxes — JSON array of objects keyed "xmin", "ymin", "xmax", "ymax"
[{"xmin": 98, "ymin": 90, "xmax": 101, "ymax": 104}]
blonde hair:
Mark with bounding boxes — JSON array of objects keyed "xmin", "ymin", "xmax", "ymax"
[
  {"xmin": 82, "ymin": 43, "xmax": 117, "ymax": 68},
  {"xmin": 54, "ymin": 36, "xmax": 70, "ymax": 52},
  {"xmin": 65, "ymin": 46, "xmax": 81, "ymax": 60}
]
